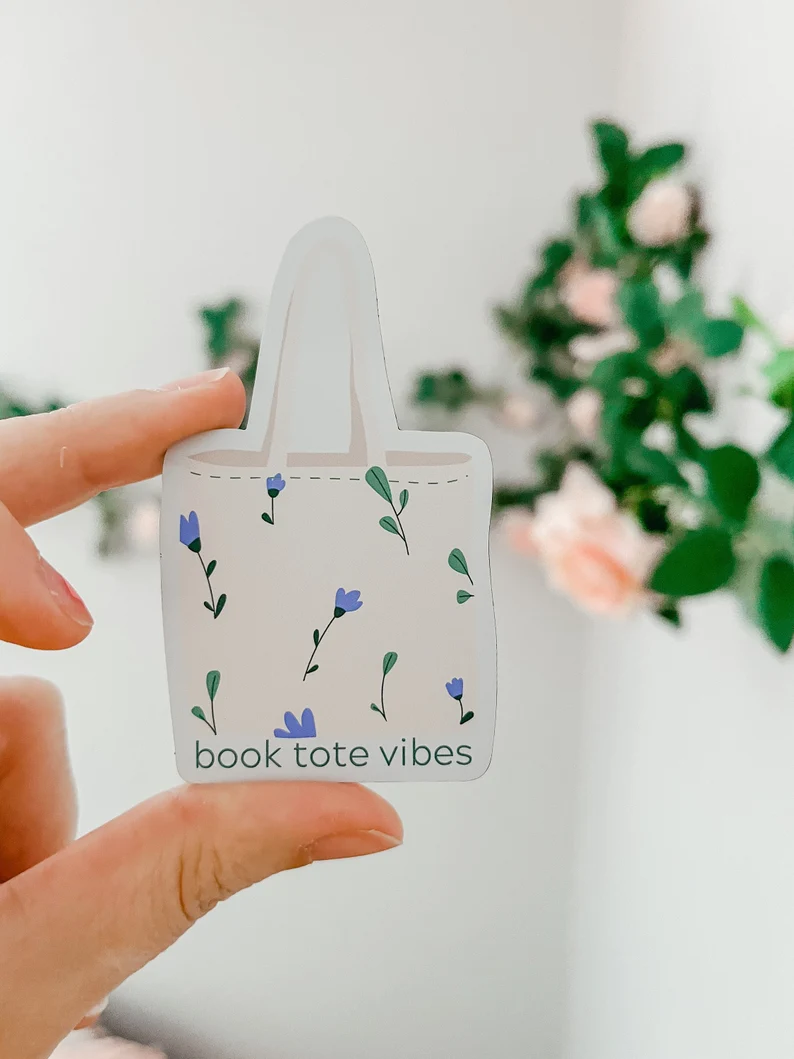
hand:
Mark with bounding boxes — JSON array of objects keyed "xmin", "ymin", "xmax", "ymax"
[{"xmin": 0, "ymin": 369, "xmax": 403, "ymax": 1059}]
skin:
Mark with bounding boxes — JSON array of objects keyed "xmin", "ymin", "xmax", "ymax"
[{"xmin": 0, "ymin": 368, "xmax": 403, "ymax": 1059}]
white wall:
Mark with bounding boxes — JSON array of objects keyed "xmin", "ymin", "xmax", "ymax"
[
  {"xmin": 565, "ymin": 2, "xmax": 794, "ymax": 1057},
  {"xmin": 0, "ymin": 3, "xmax": 620, "ymax": 1056}
]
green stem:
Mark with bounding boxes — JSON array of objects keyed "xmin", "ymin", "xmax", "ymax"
[
  {"xmin": 379, "ymin": 670, "xmax": 388, "ymax": 721},
  {"xmin": 271, "ymin": 495, "xmax": 275, "ymax": 524},
  {"xmin": 198, "ymin": 552, "xmax": 216, "ymax": 613},
  {"xmin": 389, "ymin": 500, "xmax": 409, "ymax": 555},
  {"xmin": 303, "ymin": 616, "xmax": 335, "ymax": 680}
]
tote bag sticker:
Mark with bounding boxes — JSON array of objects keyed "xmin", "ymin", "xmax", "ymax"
[{"xmin": 161, "ymin": 218, "xmax": 497, "ymax": 782}]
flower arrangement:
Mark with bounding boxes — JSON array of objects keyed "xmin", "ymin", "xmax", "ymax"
[{"xmin": 414, "ymin": 120, "xmax": 794, "ymax": 652}]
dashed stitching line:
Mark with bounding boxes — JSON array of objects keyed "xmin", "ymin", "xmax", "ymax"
[{"xmin": 183, "ymin": 471, "xmax": 470, "ymax": 483}]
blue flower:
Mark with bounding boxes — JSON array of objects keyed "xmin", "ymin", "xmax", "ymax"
[
  {"xmin": 267, "ymin": 473, "xmax": 286, "ymax": 498},
  {"xmin": 445, "ymin": 677, "xmax": 464, "ymax": 701},
  {"xmin": 179, "ymin": 510, "xmax": 201, "ymax": 551},
  {"xmin": 334, "ymin": 587, "xmax": 363, "ymax": 617},
  {"xmin": 274, "ymin": 708, "xmax": 317, "ymax": 739}
]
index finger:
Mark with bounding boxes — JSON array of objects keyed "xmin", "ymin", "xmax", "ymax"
[{"xmin": 0, "ymin": 368, "xmax": 246, "ymax": 527}]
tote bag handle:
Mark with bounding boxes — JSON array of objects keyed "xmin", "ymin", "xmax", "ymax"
[{"xmin": 245, "ymin": 218, "xmax": 397, "ymax": 467}]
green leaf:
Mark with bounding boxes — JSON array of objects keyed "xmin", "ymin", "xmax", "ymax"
[
  {"xmin": 366, "ymin": 466, "xmax": 393, "ymax": 503},
  {"xmin": 542, "ymin": 239, "xmax": 574, "ymax": 273},
  {"xmin": 460, "ymin": 711, "xmax": 475, "ymax": 725},
  {"xmin": 592, "ymin": 121, "xmax": 630, "ymax": 181},
  {"xmin": 379, "ymin": 516, "xmax": 400, "ymax": 535},
  {"xmin": 661, "ymin": 367, "xmax": 711, "ymax": 415},
  {"xmin": 758, "ymin": 554, "xmax": 794, "ymax": 652},
  {"xmin": 448, "ymin": 548, "xmax": 470, "ymax": 578},
  {"xmin": 206, "ymin": 559, "xmax": 217, "ymax": 577},
  {"xmin": 650, "ymin": 528, "xmax": 736, "ymax": 597},
  {"xmin": 703, "ymin": 445, "xmax": 760, "ymax": 523},
  {"xmin": 457, "ymin": 590, "xmax": 474, "ymax": 604},
  {"xmin": 732, "ymin": 295, "xmax": 765, "ymax": 332},
  {"xmin": 261, "ymin": 512, "xmax": 274, "ymax": 524},
  {"xmin": 313, "ymin": 628, "xmax": 320, "ymax": 646},
  {"xmin": 665, "ymin": 288, "xmax": 707, "ymax": 339},
  {"xmin": 628, "ymin": 143, "xmax": 685, "ymax": 199},
  {"xmin": 625, "ymin": 444, "xmax": 686, "ymax": 486},
  {"xmin": 203, "ymin": 601, "xmax": 214, "ymax": 612},
  {"xmin": 618, "ymin": 279, "xmax": 664, "ymax": 346},
  {"xmin": 588, "ymin": 197, "xmax": 625, "ymax": 265},
  {"xmin": 307, "ymin": 664, "xmax": 319, "ymax": 674},
  {"xmin": 702, "ymin": 318, "xmax": 744, "ymax": 358},
  {"xmin": 191, "ymin": 706, "xmax": 207, "ymax": 722},
  {"xmin": 214, "ymin": 594, "xmax": 227, "ymax": 618},
  {"xmin": 206, "ymin": 670, "xmax": 221, "ymax": 701},
  {"xmin": 382, "ymin": 651, "xmax": 398, "ymax": 675},
  {"xmin": 399, "ymin": 488, "xmax": 409, "ymax": 512},
  {"xmin": 370, "ymin": 703, "xmax": 381, "ymax": 713},
  {"xmin": 767, "ymin": 419, "xmax": 794, "ymax": 482},
  {"xmin": 764, "ymin": 349, "xmax": 794, "ymax": 408}
]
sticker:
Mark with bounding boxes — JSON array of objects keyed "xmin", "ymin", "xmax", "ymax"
[{"xmin": 161, "ymin": 217, "xmax": 497, "ymax": 781}]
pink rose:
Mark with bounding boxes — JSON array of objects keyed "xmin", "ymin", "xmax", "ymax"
[
  {"xmin": 560, "ymin": 268, "xmax": 618, "ymax": 328},
  {"xmin": 531, "ymin": 463, "xmax": 664, "ymax": 616},
  {"xmin": 566, "ymin": 388, "xmax": 602, "ymax": 443},
  {"xmin": 628, "ymin": 180, "xmax": 692, "ymax": 246}
]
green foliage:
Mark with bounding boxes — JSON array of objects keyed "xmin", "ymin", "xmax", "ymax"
[
  {"xmin": 703, "ymin": 446, "xmax": 759, "ymax": 524},
  {"xmin": 650, "ymin": 528, "xmax": 736, "ymax": 597},
  {"xmin": 758, "ymin": 555, "xmax": 794, "ymax": 652},
  {"xmin": 407, "ymin": 117, "xmax": 794, "ymax": 651}
]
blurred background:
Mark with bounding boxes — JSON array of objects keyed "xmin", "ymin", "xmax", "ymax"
[{"xmin": 3, "ymin": 2, "xmax": 794, "ymax": 1058}]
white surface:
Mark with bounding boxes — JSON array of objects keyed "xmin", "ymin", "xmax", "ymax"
[
  {"xmin": 0, "ymin": 2, "xmax": 617, "ymax": 1056},
  {"xmin": 564, "ymin": 1, "xmax": 794, "ymax": 1057}
]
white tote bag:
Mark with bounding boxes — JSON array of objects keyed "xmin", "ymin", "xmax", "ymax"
[{"xmin": 161, "ymin": 218, "xmax": 496, "ymax": 781}]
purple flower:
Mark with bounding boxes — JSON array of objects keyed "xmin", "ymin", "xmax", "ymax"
[
  {"xmin": 446, "ymin": 677, "xmax": 464, "ymax": 701},
  {"xmin": 179, "ymin": 510, "xmax": 201, "ymax": 551},
  {"xmin": 267, "ymin": 473, "xmax": 286, "ymax": 498},
  {"xmin": 274, "ymin": 707, "xmax": 316, "ymax": 739},
  {"xmin": 334, "ymin": 587, "xmax": 363, "ymax": 617}
]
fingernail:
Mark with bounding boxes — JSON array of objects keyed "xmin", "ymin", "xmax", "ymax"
[
  {"xmin": 74, "ymin": 995, "xmax": 109, "ymax": 1029},
  {"xmin": 39, "ymin": 558, "xmax": 94, "ymax": 628},
  {"xmin": 305, "ymin": 829, "xmax": 403, "ymax": 862},
  {"xmin": 158, "ymin": 367, "xmax": 230, "ymax": 391}
]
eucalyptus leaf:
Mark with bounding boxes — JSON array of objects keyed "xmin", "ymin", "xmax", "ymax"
[
  {"xmin": 191, "ymin": 706, "xmax": 207, "ymax": 722},
  {"xmin": 379, "ymin": 516, "xmax": 400, "ymax": 535},
  {"xmin": 366, "ymin": 466, "xmax": 393, "ymax": 503},
  {"xmin": 592, "ymin": 121, "xmax": 630, "ymax": 182},
  {"xmin": 261, "ymin": 512, "xmax": 274, "ymax": 524},
  {"xmin": 457, "ymin": 590, "xmax": 474, "ymax": 604},
  {"xmin": 206, "ymin": 670, "xmax": 221, "ymax": 701},
  {"xmin": 618, "ymin": 279, "xmax": 664, "ymax": 346},
  {"xmin": 650, "ymin": 528, "xmax": 736, "ymax": 597},
  {"xmin": 758, "ymin": 554, "xmax": 794, "ymax": 652},
  {"xmin": 448, "ymin": 548, "xmax": 470, "ymax": 578},
  {"xmin": 703, "ymin": 445, "xmax": 759, "ymax": 523},
  {"xmin": 382, "ymin": 651, "xmax": 398, "ymax": 675},
  {"xmin": 399, "ymin": 488, "xmax": 409, "ymax": 512},
  {"xmin": 767, "ymin": 419, "xmax": 794, "ymax": 482},
  {"xmin": 702, "ymin": 318, "xmax": 743, "ymax": 358}
]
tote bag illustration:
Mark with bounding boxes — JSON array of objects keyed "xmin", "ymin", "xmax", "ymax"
[{"xmin": 161, "ymin": 218, "xmax": 497, "ymax": 781}]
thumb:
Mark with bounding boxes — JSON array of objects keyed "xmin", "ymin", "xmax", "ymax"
[{"xmin": 0, "ymin": 781, "xmax": 402, "ymax": 1059}]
